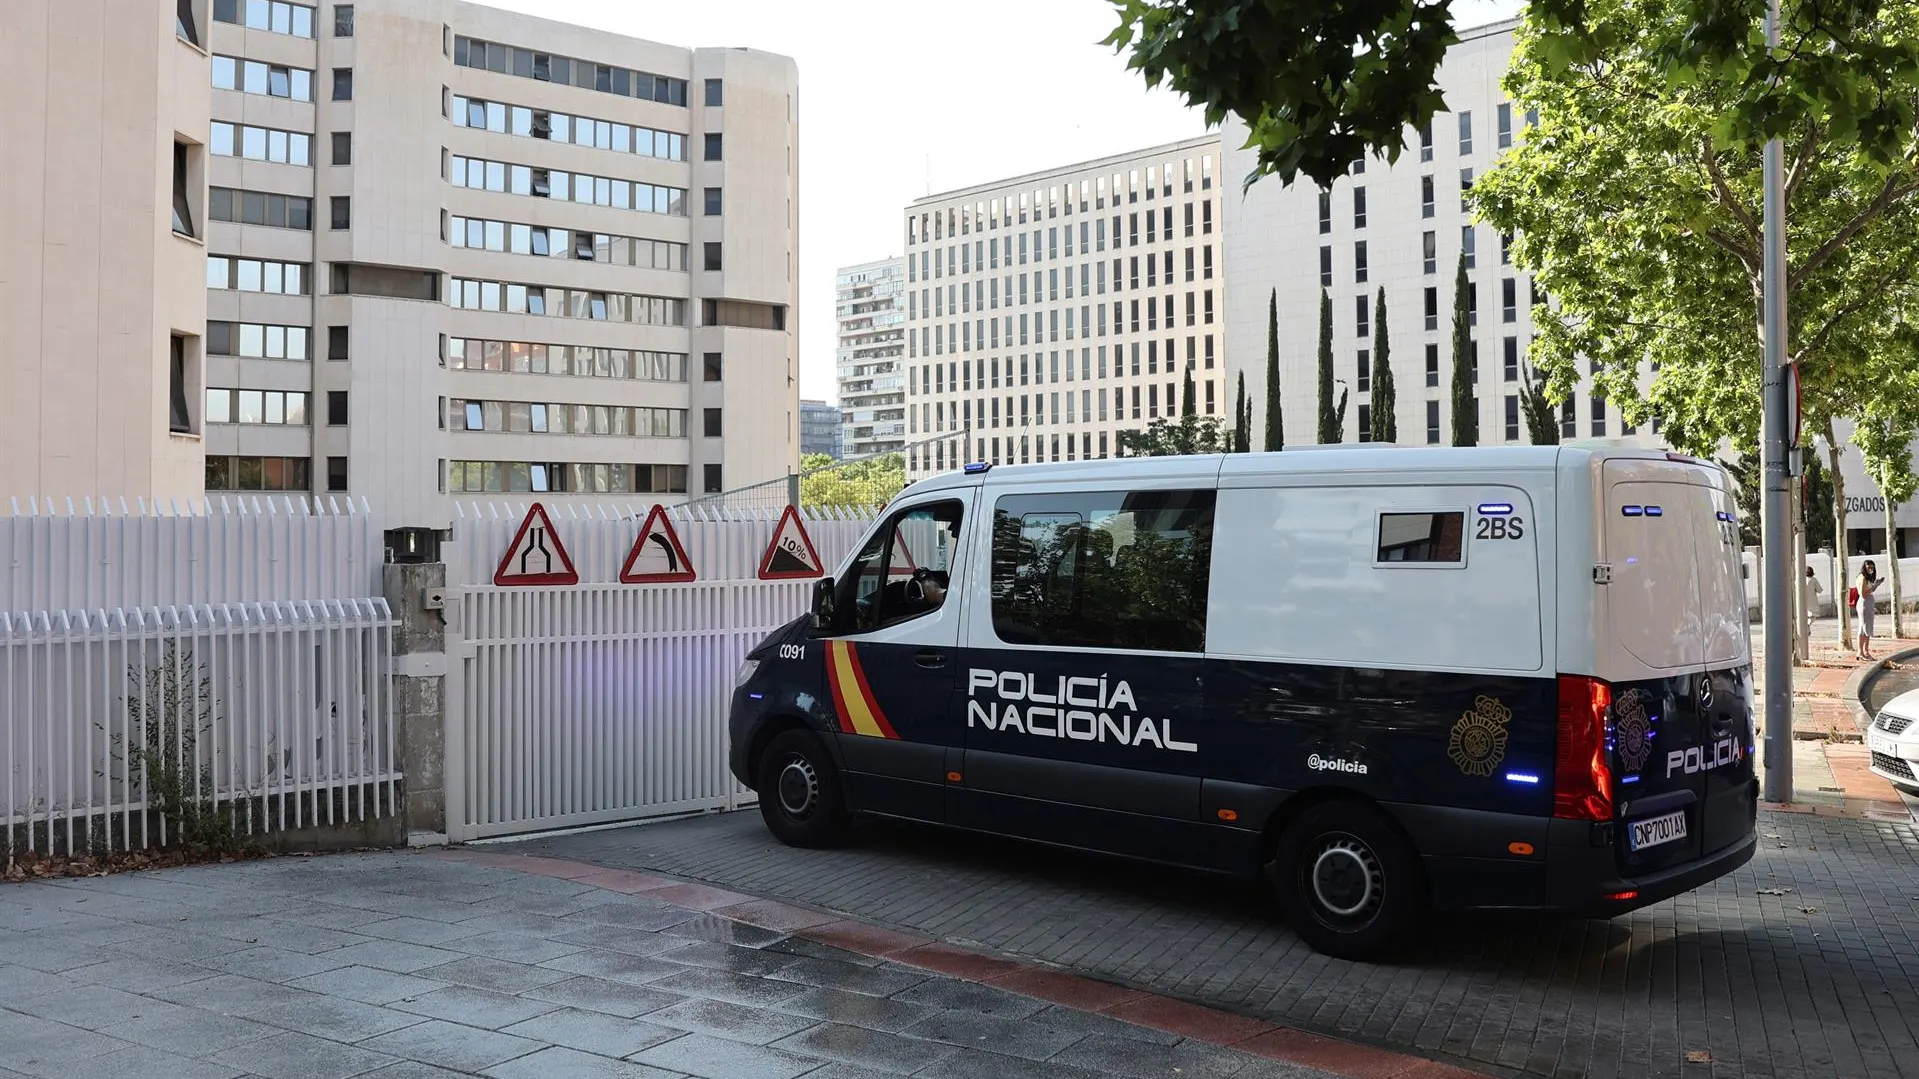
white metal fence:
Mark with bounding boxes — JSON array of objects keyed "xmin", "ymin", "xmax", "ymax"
[
  {"xmin": 444, "ymin": 501, "xmax": 877, "ymax": 840},
  {"xmin": 2, "ymin": 499, "xmax": 396, "ymax": 860}
]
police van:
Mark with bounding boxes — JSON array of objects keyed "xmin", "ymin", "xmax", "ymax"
[{"xmin": 727, "ymin": 447, "xmax": 1759, "ymax": 958}]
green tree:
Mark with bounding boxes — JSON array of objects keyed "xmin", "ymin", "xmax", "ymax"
[
  {"xmin": 1234, "ymin": 372, "xmax": 1251, "ymax": 453},
  {"xmin": 1369, "ymin": 287, "xmax": 1396, "ymax": 443},
  {"xmin": 1858, "ymin": 407, "xmax": 1919, "ymax": 639},
  {"xmin": 1316, "ymin": 289, "xmax": 1346, "ymax": 443},
  {"xmin": 1117, "ymin": 414, "xmax": 1229, "ymax": 457},
  {"xmin": 1181, "ymin": 361, "xmax": 1197, "ymax": 418},
  {"xmin": 800, "ymin": 453, "xmax": 904, "ymax": 510},
  {"xmin": 1449, "ymin": 254, "xmax": 1478, "ymax": 447},
  {"xmin": 1520, "ymin": 364, "xmax": 1559, "ymax": 446},
  {"xmin": 1720, "ymin": 449, "xmax": 1836, "ymax": 550},
  {"xmin": 1105, "ymin": 0, "xmax": 1919, "ymax": 190},
  {"xmin": 1265, "ymin": 288, "xmax": 1284, "ymax": 450}
]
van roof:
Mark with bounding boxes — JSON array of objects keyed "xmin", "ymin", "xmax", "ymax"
[{"xmin": 901, "ymin": 445, "xmax": 1698, "ymax": 495}]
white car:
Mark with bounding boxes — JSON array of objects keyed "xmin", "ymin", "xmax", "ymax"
[{"xmin": 1868, "ymin": 689, "xmax": 1919, "ymax": 793}]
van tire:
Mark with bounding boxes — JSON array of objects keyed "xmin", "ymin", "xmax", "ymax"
[
  {"xmin": 1271, "ymin": 800, "xmax": 1427, "ymax": 960},
  {"xmin": 756, "ymin": 729, "xmax": 849, "ymax": 849}
]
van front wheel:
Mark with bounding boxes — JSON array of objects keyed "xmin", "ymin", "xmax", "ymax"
[
  {"xmin": 756, "ymin": 729, "xmax": 849, "ymax": 849},
  {"xmin": 1271, "ymin": 801, "xmax": 1426, "ymax": 960}
]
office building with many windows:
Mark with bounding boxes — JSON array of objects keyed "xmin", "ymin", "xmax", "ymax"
[
  {"xmin": 4, "ymin": 0, "xmax": 800, "ymax": 524},
  {"xmin": 834, "ymin": 257, "xmax": 906, "ymax": 459},
  {"xmin": 900, "ymin": 136, "xmax": 1224, "ymax": 477},
  {"xmin": 799, "ymin": 398, "xmax": 842, "ymax": 458}
]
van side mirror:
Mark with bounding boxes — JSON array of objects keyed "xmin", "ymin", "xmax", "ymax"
[{"xmin": 811, "ymin": 577, "xmax": 836, "ymax": 631}]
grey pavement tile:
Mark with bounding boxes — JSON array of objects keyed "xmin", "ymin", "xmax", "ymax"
[
  {"xmin": 758, "ymin": 937, "xmax": 886, "ymax": 969},
  {"xmin": 762, "ymin": 957, "xmax": 927, "ymax": 998},
  {"xmin": 321, "ymin": 940, "xmax": 467, "ymax": 974},
  {"xmin": 646, "ymin": 940, "xmax": 800, "ymax": 977},
  {"xmin": 492, "ymin": 874, "xmax": 602, "ymax": 900},
  {"xmin": 0, "ymin": 963, "xmax": 83, "ymax": 1000},
  {"xmin": 65, "ymin": 954, "xmax": 224, "ymax": 992},
  {"xmin": 654, "ymin": 913, "xmax": 788, "ymax": 948},
  {"xmin": 438, "ymin": 930, "xmax": 584, "ymax": 964},
  {"xmin": 360, "ymin": 1064, "xmax": 479, "ymax": 1079},
  {"xmin": 286, "ymin": 965, "xmax": 447, "ymax": 1006},
  {"xmin": 21, "ymin": 913, "xmax": 152, "ymax": 947},
  {"xmin": 14, "ymin": 1043, "xmax": 248, "ymax": 1079},
  {"xmin": 540, "ymin": 948, "xmax": 688, "ymax": 986},
  {"xmin": 521, "ymin": 975, "xmax": 687, "ymax": 1020},
  {"xmin": 1020, "ymin": 1004, "xmax": 1185, "ymax": 1047},
  {"xmin": 10, "ymin": 983, "xmax": 192, "ymax": 1031},
  {"xmin": 261, "ymin": 903, "xmax": 398, "ymax": 932},
  {"xmin": 646, "ymin": 967, "xmax": 812, "ymax": 1008},
  {"xmin": 360, "ymin": 1019, "xmax": 547, "ymax": 1073},
  {"xmin": 770, "ymin": 1021, "xmax": 961, "ymax": 1075},
  {"xmin": 457, "ymin": 911, "xmax": 582, "ymax": 938},
  {"xmin": 1047, "ymin": 1033, "xmax": 1267, "ymax": 1079},
  {"xmin": 107, "ymin": 926, "xmax": 243, "ymax": 963},
  {"xmin": 914, "ymin": 1048, "xmax": 1108, "ymax": 1079},
  {"xmin": 393, "ymin": 985, "xmax": 563, "ymax": 1030},
  {"xmin": 887, "ymin": 980, "xmax": 1049, "ymax": 1020},
  {"xmin": 548, "ymin": 927, "xmax": 707, "ymax": 958},
  {"xmin": 499, "ymin": 1006, "xmax": 683, "ymax": 1057},
  {"xmin": 457, "ymin": 891, "xmax": 603, "ymax": 920},
  {"xmin": 644, "ymin": 996, "xmax": 821, "ymax": 1045},
  {"xmin": 559, "ymin": 901, "xmax": 702, "ymax": 933},
  {"xmin": 898, "ymin": 1010, "xmax": 1086, "ymax": 1063},
  {"xmin": 352, "ymin": 917, "xmax": 482, "ymax": 947},
  {"xmin": 151, "ymin": 973, "xmax": 314, "ymax": 1015},
  {"xmin": 209, "ymin": 1030, "xmax": 402, "ymax": 1079},
  {"xmin": 200, "ymin": 919, "xmax": 377, "ymax": 955},
  {"xmin": 241, "ymin": 992, "xmax": 430, "ymax": 1042},
  {"xmin": 787, "ymin": 1066, "xmax": 910, "ymax": 1079},
  {"xmin": 629, "ymin": 1031, "xmax": 823, "ymax": 1079},
  {"xmin": 771, "ymin": 987, "xmax": 938, "ymax": 1035},
  {"xmin": 481, "ymin": 1046, "xmax": 683, "ymax": 1079},
  {"xmin": 0, "ymin": 930, "xmax": 112, "ymax": 972},
  {"xmin": 415, "ymin": 954, "xmax": 574, "ymax": 993},
  {"xmin": 0, "ymin": 1007, "xmax": 136, "ymax": 1066},
  {"xmin": 200, "ymin": 945, "xmax": 354, "ymax": 983},
  {"xmin": 115, "ymin": 1008, "xmax": 282, "ymax": 1057}
]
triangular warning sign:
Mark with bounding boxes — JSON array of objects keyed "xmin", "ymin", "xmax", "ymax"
[
  {"xmin": 493, "ymin": 502, "xmax": 580, "ymax": 586},
  {"xmin": 619, "ymin": 505, "xmax": 695, "ymax": 584},
  {"xmin": 757, "ymin": 504, "xmax": 825, "ymax": 580},
  {"xmin": 888, "ymin": 533, "xmax": 916, "ymax": 574}
]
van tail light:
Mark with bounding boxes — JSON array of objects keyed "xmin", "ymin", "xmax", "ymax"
[{"xmin": 1555, "ymin": 674, "xmax": 1615, "ymax": 821}]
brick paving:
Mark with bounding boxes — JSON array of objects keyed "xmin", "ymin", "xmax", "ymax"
[{"xmin": 0, "ymin": 852, "xmax": 1348, "ymax": 1079}]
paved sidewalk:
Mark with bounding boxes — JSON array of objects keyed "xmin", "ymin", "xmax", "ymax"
[{"xmin": 0, "ymin": 851, "xmax": 1378, "ymax": 1079}]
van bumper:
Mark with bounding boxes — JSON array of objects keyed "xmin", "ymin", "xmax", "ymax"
[{"xmin": 1416, "ymin": 815, "xmax": 1758, "ymax": 914}]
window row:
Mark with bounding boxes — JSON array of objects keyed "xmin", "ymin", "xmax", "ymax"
[
  {"xmin": 205, "ymin": 455, "xmax": 318, "ymax": 492},
  {"xmin": 211, "ymin": 121, "xmax": 312, "ymax": 165},
  {"xmin": 453, "ymin": 36, "xmax": 688, "ymax": 107},
  {"xmin": 908, "ymin": 207, "xmax": 1213, "ymax": 283},
  {"xmin": 909, "ymin": 339, "xmax": 1216, "ymax": 394},
  {"xmin": 444, "ymin": 337, "xmax": 688, "ymax": 382},
  {"xmin": 206, "ymin": 256, "xmax": 309, "ymax": 294},
  {"xmin": 908, "ymin": 158, "xmax": 1217, "ymax": 244},
  {"xmin": 908, "ymin": 380, "xmax": 1217, "ymax": 434},
  {"xmin": 212, "ymin": 0, "xmax": 313, "ymax": 36},
  {"xmin": 448, "ymin": 399, "xmax": 686, "ymax": 437},
  {"xmin": 451, "ymin": 94, "xmax": 686, "ymax": 161},
  {"xmin": 914, "ymin": 433, "xmax": 1113, "ymax": 473},
  {"xmin": 445, "ymin": 459, "xmax": 688, "ymax": 495},
  {"xmin": 205, "ymin": 388, "xmax": 309, "ymax": 425},
  {"xmin": 207, "ymin": 321, "xmax": 310, "ymax": 360},
  {"xmin": 906, "ymin": 295, "xmax": 1215, "ymax": 358},
  {"xmin": 448, "ymin": 154, "xmax": 688, "ymax": 216},
  {"xmin": 446, "ymin": 215, "xmax": 686, "ymax": 270},
  {"xmin": 212, "ymin": 56, "xmax": 312, "ymax": 101},
  {"xmin": 209, "ymin": 187, "xmax": 311, "ymax": 230},
  {"xmin": 446, "ymin": 277, "xmax": 686, "ymax": 326},
  {"xmin": 908, "ymin": 255, "xmax": 1214, "ymax": 321}
]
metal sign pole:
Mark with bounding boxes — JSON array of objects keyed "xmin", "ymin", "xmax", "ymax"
[{"xmin": 1759, "ymin": 0, "xmax": 1794, "ymax": 802}]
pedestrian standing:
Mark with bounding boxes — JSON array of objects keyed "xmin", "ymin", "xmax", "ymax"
[
  {"xmin": 1800, "ymin": 566, "xmax": 1823, "ymax": 657},
  {"xmin": 1854, "ymin": 560, "xmax": 1882, "ymax": 660}
]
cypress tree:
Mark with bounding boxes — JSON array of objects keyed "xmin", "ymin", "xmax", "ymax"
[
  {"xmin": 1370, "ymin": 287, "xmax": 1396, "ymax": 443},
  {"xmin": 1233, "ymin": 372, "xmax": 1249, "ymax": 452},
  {"xmin": 1181, "ymin": 361, "xmax": 1197, "ymax": 418},
  {"xmin": 1316, "ymin": 290, "xmax": 1346, "ymax": 443},
  {"xmin": 1450, "ymin": 254, "xmax": 1478, "ymax": 446},
  {"xmin": 1264, "ymin": 287, "xmax": 1284, "ymax": 450}
]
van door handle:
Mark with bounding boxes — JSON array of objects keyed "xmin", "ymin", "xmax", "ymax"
[{"xmin": 915, "ymin": 650, "xmax": 947, "ymax": 668}]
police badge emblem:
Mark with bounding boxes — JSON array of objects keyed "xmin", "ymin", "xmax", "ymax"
[
  {"xmin": 1614, "ymin": 688, "xmax": 1652, "ymax": 774},
  {"xmin": 1448, "ymin": 695, "xmax": 1512, "ymax": 777}
]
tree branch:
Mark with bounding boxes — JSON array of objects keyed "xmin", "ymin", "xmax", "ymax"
[
  {"xmin": 1782, "ymin": 123, "xmax": 1821, "ymax": 206},
  {"xmin": 1702, "ymin": 139, "xmax": 1761, "ymax": 256},
  {"xmin": 1791, "ymin": 174, "xmax": 1919, "ymax": 287},
  {"xmin": 1703, "ymin": 226, "xmax": 1761, "ymax": 272},
  {"xmin": 1793, "ymin": 263, "xmax": 1909, "ymax": 361}
]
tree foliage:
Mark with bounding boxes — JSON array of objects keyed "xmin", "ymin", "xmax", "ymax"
[
  {"xmin": 1117, "ymin": 414, "xmax": 1230, "ymax": 457},
  {"xmin": 1265, "ymin": 288, "xmax": 1284, "ymax": 450},
  {"xmin": 1369, "ymin": 287, "xmax": 1396, "ymax": 442},
  {"xmin": 1520, "ymin": 364, "xmax": 1559, "ymax": 446},
  {"xmin": 1449, "ymin": 254, "xmax": 1478, "ymax": 447},
  {"xmin": 1316, "ymin": 290, "xmax": 1347, "ymax": 443},
  {"xmin": 1234, "ymin": 372, "xmax": 1251, "ymax": 452},
  {"xmin": 800, "ymin": 453, "xmax": 904, "ymax": 510},
  {"xmin": 1181, "ymin": 361, "xmax": 1197, "ymax": 418}
]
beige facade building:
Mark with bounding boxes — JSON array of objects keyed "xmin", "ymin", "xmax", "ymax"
[
  {"xmin": 3, "ymin": 0, "xmax": 800, "ymax": 525},
  {"xmin": 901, "ymin": 136, "xmax": 1224, "ymax": 477}
]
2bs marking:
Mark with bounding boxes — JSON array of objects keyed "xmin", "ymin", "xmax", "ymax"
[{"xmin": 1476, "ymin": 515, "xmax": 1526, "ymax": 540}]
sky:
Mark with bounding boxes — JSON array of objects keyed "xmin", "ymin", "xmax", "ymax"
[{"xmin": 482, "ymin": 0, "xmax": 1523, "ymax": 401}]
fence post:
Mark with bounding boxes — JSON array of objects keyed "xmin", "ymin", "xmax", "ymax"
[
  {"xmin": 786, "ymin": 472, "xmax": 800, "ymax": 508},
  {"xmin": 384, "ymin": 560, "xmax": 448, "ymax": 843}
]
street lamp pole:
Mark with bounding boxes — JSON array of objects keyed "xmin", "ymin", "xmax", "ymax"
[{"xmin": 1759, "ymin": 0, "xmax": 1794, "ymax": 802}]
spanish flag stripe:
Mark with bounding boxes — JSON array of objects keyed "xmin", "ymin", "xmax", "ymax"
[
  {"xmin": 827, "ymin": 642, "xmax": 889, "ymax": 738},
  {"xmin": 842, "ymin": 641, "xmax": 901, "ymax": 740},
  {"xmin": 823, "ymin": 641, "xmax": 857, "ymax": 734}
]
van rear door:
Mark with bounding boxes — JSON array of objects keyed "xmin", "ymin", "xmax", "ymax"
[{"xmin": 1599, "ymin": 459, "xmax": 1755, "ymax": 876}]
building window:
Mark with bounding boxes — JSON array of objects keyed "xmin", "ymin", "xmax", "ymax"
[
  {"xmin": 330, "ymin": 196, "xmax": 350, "ymax": 230},
  {"xmin": 177, "ymin": 0, "xmax": 201, "ymax": 46},
  {"xmin": 1426, "ymin": 399, "xmax": 1441, "ymax": 443},
  {"xmin": 206, "ymin": 256, "xmax": 308, "ymax": 294},
  {"xmin": 1561, "ymin": 399, "xmax": 1577, "ymax": 438},
  {"xmin": 1318, "ymin": 190, "xmax": 1331, "ymax": 234},
  {"xmin": 332, "ymin": 68, "xmax": 353, "ymax": 101},
  {"xmin": 212, "ymin": 0, "xmax": 314, "ymax": 37},
  {"xmin": 453, "ymin": 35, "xmax": 689, "ymax": 107},
  {"xmin": 1592, "ymin": 398, "xmax": 1607, "ymax": 437},
  {"xmin": 704, "ymin": 78, "xmax": 723, "ymax": 106},
  {"xmin": 1357, "ymin": 403, "xmax": 1371, "ymax": 441},
  {"xmin": 169, "ymin": 335, "xmax": 193, "ymax": 433},
  {"xmin": 1354, "ymin": 241, "xmax": 1368, "ymax": 283},
  {"xmin": 1461, "ymin": 226, "xmax": 1476, "ymax": 269},
  {"xmin": 327, "ymin": 391, "xmax": 348, "ymax": 425},
  {"xmin": 1498, "ymin": 103, "xmax": 1513, "ymax": 149},
  {"xmin": 326, "ymin": 456, "xmax": 348, "ymax": 492},
  {"xmin": 206, "ymin": 388, "xmax": 308, "ymax": 426},
  {"xmin": 1422, "ymin": 231, "xmax": 1436, "ymax": 275},
  {"xmin": 704, "ymin": 464, "xmax": 723, "ymax": 493},
  {"xmin": 171, "ymin": 141, "xmax": 198, "ymax": 238},
  {"xmin": 210, "ymin": 122, "xmax": 312, "ymax": 165},
  {"xmin": 1353, "ymin": 187, "xmax": 1367, "ymax": 229},
  {"xmin": 1356, "ymin": 295, "xmax": 1370, "ymax": 338},
  {"xmin": 333, "ymin": 4, "xmax": 353, "ymax": 35},
  {"xmin": 209, "ymin": 188, "xmax": 311, "ymax": 229},
  {"xmin": 1458, "ymin": 111, "xmax": 1474, "ymax": 154},
  {"xmin": 1503, "ymin": 336, "xmax": 1519, "ymax": 381},
  {"xmin": 1319, "ymin": 245, "xmax": 1333, "ymax": 287},
  {"xmin": 704, "ymin": 133, "xmax": 722, "ymax": 161},
  {"xmin": 1500, "ymin": 232, "xmax": 1512, "ymax": 265},
  {"xmin": 704, "ymin": 187, "xmax": 722, "ymax": 215},
  {"xmin": 703, "ymin": 352, "xmax": 722, "ymax": 381},
  {"xmin": 1505, "ymin": 395, "xmax": 1520, "ymax": 441},
  {"xmin": 1503, "ymin": 278, "xmax": 1519, "ymax": 322},
  {"xmin": 1460, "ymin": 168, "xmax": 1474, "ymax": 209},
  {"xmin": 1423, "ymin": 286, "xmax": 1438, "ymax": 332},
  {"xmin": 211, "ymin": 56, "xmax": 314, "ymax": 100},
  {"xmin": 703, "ymin": 242, "xmax": 722, "ymax": 271},
  {"xmin": 331, "ymin": 132, "xmax": 351, "ymax": 165},
  {"xmin": 206, "ymin": 456, "xmax": 312, "ymax": 491},
  {"xmin": 1425, "ymin": 342, "xmax": 1440, "ymax": 388},
  {"xmin": 328, "ymin": 325, "xmax": 348, "ymax": 360},
  {"xmin": 1357, "ymin": 348, "xmax": 1371, "ymax": 392},
  {"xmin": 701, "ymin": 408, "xmax": 723, "ymax": 437},
  {"xmin": 1421, "ymin": 176, "xmax": 1434, "ymax": 218}
]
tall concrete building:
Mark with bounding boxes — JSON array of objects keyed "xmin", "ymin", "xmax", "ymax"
[
  {"xmin": 799, "ymin": 399, "xmax": 842, "ymax": 458},
  {"xmin": 834, "ymin": 257, "xmax": 905, "ymax": 459},
  {"xmin": 901, "ymin": 136, "xmax": 1224, "ymax": 477},
  {"xmin": 3, "ymin": 0, "xmax": 800, "ymax": 525}
]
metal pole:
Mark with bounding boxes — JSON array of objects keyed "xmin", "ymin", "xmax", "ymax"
[{"xmin": 1759, "ymin": 0, "xmax": 1793, "ymax": 802}]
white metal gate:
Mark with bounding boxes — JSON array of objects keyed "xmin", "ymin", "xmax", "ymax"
[{"xmin": 444, "ymin": 501, "xmax": 874, "ymax": 841}]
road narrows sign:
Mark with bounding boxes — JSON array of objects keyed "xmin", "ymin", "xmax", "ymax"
[
  {"xmin": 619, "ymin": 504, "xmax": 696, "ymax": 584},
  {"xmin": 493, "ymin": 502, "xmax": 580, "ymax": 586},
  {"xmin": 757, "ymin": 504, "xmax": 825, "ymax": 580}
]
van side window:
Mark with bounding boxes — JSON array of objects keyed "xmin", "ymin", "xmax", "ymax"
[
  {"xmin": 832, "ymin": 501, "xmax": 963, "ymax": 634},
  {"xmin": 1377, "ymin": 511, "xmax": 1465, "ymax": 563},
  {"xmin": 990, "ymin": 489, "xmax": 1214, "ymax": 651}
]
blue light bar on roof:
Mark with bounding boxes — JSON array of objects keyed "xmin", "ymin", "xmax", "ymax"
[
  {"xmin": 1622, "ymin": 506, "xmax": 1644, "ymax": 517},
  {"xmin": 963, "ymin": 461, "xmax": 992, "ymax": 474},
  {"xmin": 1478, "ymin": 503, "xmax": 1514, "ymax": 515},
  {"xmin": 1644, "ymin": 505, "xmax": 1663, "ymax": 517},
  {"xmin": 1717, "ymin": 511, "xmax": 1735, "ymax": 522}
]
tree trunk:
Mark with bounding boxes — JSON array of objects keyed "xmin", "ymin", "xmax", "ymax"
[
  {"xmin": 1888, "ymin": 498, "xmax": 1905, "ymax": 640},
  {"xmin": 1825, "ymin": 418, "xmax": 1852, "ymax": 650},
  {"xmin": 1790, "ymin": 473, "xmax": 1807, "ymax": 666}
]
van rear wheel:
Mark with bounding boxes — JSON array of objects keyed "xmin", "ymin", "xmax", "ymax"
[
  {"xmin": 1271, "ymin": 800, "xmax": 1426, "ymax": 960},
  {"xmin": 756, "ymin": 729, "xmax": 849, "ymax": 849}
]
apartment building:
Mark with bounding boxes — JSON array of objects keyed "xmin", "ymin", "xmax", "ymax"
[
  {"xmin": 834, "ymin": 257, "xmax": 906, "ymax": 459},
  {"xmin": 0, "ymin": 0, "xmax": 211, "ymax": 503},
  {"xmin": 799, "ymin": 399, "xmax": 842, "ymax": 458},
  {"xmin": 900, "ymin": 136, "xmax": 1225, "ymax": 477},
  {"xmin": 3, "ymin": 0, "xmax": 800, "ymax": 524}
]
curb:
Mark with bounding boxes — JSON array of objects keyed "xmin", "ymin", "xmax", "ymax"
[
  {"xmin": 1843, "ymin": 643, "xmax": 1919, "ymax": 730},
  {"xmin": 425, "ymin": 847, "xmax": 1502, "ymax": 1079}
]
